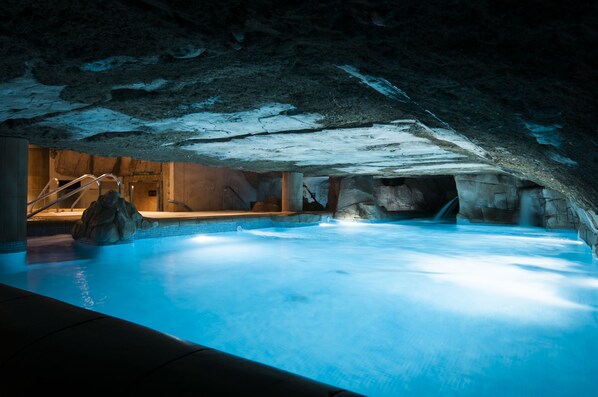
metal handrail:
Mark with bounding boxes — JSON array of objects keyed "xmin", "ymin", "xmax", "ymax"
[
  {"xmin": 303, "ymin": 184, "xmax": 322, "ymax": 207},
  {"xmin": 168, "ymin": 199, "xmax": 193, "ymax": 212},
  {"xmin": 28, "ymin": 177, "xmax": 59, "ymax": 212},
  {"xmin": 70, "ymin": 177, "xmax": 100, "ymax": 211},
  {"xmin": 223, "ymin": 185, "xmax": 248, "ymax": 209},
  {"xmin": 35, "ymin": 177, "xmax": 59, "ymax": 202},
  {"xmin": 27, "ymin": 174, "xmax": 122, "ymax": 218},
  {"xmin": 28, "ymin": 174, "xmax": 97, "ymax": 209}
]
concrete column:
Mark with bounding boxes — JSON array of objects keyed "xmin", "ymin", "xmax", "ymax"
[
  {"xmin": 0, "ymin": 137, "xmax": 28, "ymax": 253},
  {"xmin": 27, "ymin": 145, "xmax": 49, "ymax": 203},
  {"xmin": 282, "ymin": 172, "xmax": 303, "ymax": 212}
]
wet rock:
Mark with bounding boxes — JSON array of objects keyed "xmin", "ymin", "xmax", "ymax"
[
  {"xmin": 90, "ymin": 207, "xmax": 115, "ymax": 228},
  {"xmin": 374, "ymin": 177, "xmax": 457, "ymax": 214},
  {"xmin": 303, "ymin": 177, "xmax": 329, "ymax": 210},
  {"xmin": 71, "ymin": 190, "xmax": 150, "ymax": 245},
  {"xmin": 100, "ymin": 190, "xmax": 119, "ymax": 208},
  {"xmin": 90, "ymin": 223, "xmax": 119, "ymax": 245},
  {"xmin": 455, "ymin": 174, "xmax": 579, "ymax": 228},
  {"xmin": 543, "ymin": 189, "xmax": 577, "ymax": 229},
  {"xmin": 376, "ymin": 184, "xmax": 424, "ymax": 212},
  {"xmin": 335, "ymin": 176, "xmax": 389, "ymax": 220},
  {"xmin": 455, "ymin": 174, "xmax": 530, "ymax": 224},
  {"xmin": 569, "ymin": 202, "xmax": 598, "ymax": 258}
]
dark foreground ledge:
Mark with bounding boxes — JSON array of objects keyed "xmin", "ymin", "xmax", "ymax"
[{"xmin": 0, "ymin": 283, "xmax": 362, "ymax": 396}]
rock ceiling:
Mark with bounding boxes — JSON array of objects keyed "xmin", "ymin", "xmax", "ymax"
[{"xmin": 0, "ymin": 0, "xmax": 596, "ymax": 210}]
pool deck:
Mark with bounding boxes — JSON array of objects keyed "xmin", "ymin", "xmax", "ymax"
[{"xmin": 28, "ymin": 210, "xmax": 332, "ymax": 238}]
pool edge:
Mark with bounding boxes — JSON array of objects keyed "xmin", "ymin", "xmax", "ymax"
[{"xmin": 0, "ymin": 283, "xmax": 363, "ymax": 396}]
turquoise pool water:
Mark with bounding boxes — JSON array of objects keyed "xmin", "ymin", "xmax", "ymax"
[{"xmin": 1, "ymin": 221, "xmax": 598, "ymax": 396}]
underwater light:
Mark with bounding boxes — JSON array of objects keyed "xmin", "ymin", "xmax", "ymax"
[
  {"xmin": 190, "ymin": 235, "xmax": 223, "ymax": 244},
  {"xmin": 319, "ymin": 222, "xmax": 335, "ymax": 227},
  {"xmin": 336, "ymin": 220, "xmax": 368, "ymax": 227}
]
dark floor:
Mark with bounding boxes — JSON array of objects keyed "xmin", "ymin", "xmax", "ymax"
[{"xmin": 0, "ymin": 283, "xmax": 362, "ymax": 396}]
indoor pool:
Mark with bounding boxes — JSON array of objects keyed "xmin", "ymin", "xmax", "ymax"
[{"xmin": 1, "ymin": 221, "xmax": 598, "ymax": 396}]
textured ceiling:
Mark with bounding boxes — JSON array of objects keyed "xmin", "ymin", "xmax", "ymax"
[{"xmin": 0, "ymin": 0, "xmax": 596, "ymax": 209}]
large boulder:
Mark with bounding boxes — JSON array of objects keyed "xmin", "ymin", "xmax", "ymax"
[{"xmin": 72, "ymin": 190, "xmax": 153, "ymax": 244}]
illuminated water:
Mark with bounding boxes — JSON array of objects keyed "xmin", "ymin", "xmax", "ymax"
[{"xmin": 1, "ymin": 221, "xmax": 598, "ymax": 396}]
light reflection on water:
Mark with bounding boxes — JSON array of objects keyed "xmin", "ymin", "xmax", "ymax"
[{"xmin": 1, "ymin": 221, "xmax": 597, "ymax": 396}]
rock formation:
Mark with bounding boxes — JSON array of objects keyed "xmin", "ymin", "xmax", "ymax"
[
  {"xmin": 455, "ymin": 174, "xmax": 534, "ymax": 224},
  {"xmin": 0, "ymin": 0, "xmax": 595, "ymax": 253},
  {"xmin": 335, "ymin": 176, "xmax": 389, "ymax": 220},
  {"xmin": 374, "ymin": 177, "xmax": 457, "ymax": 213},
  {"xmin": 455, "ymin": 174, "xmax": 578, "ymax": 228},
  {"xmin": 335, "ymin": 175, "xmax": 458, "ymax": 219},
  {"xmin": 71, "ymin": 190, "xmax": 153, "ymax": 245}
]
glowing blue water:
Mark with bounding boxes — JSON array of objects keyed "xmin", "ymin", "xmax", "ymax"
[{"xmin": 2, "ymin": 221, "xmax": 598, "ymax": 396}]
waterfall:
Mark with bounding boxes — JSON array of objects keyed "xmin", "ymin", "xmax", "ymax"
[
  {"xmin": 519, "ymin": 190, "xmax": 534, "ymax": 226},
  {"xmin": 433, "ymin": 197, "xmax": 459, "ymax": 221}
]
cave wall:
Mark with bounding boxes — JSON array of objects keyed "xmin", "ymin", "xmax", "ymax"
[
  {"xmin": 334, "ymin": 175, "xmax": 456, "ymax": 220},
  {"xmin": 335, "ymin": 176, "xmax": 387, "ymax": 220},
  {"xmin": 455, "ymin": 174, "xmax": 531, "ymax": 224},
  {"xmin": 456, "ymin": 173, "xmax": 598, "ymax": 256},
  {"xmin": 455, "ymin": 174, "xmax": 577, "ymax": 229},
  {"xmin": 303, "ymin": 177, "xmax": 329, "ymax": 210},
  {"xmin": 374, "ymin": 177, "xmax": 456, "ymax": 213},
  {"xmin": 569, "ymin": 203, "xmax": 598, "ymax": 258},
  {"xmin": 333, "ymin": 173, "xmax": 597, "ymax": 257}
]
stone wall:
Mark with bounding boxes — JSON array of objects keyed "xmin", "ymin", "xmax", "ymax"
[
  {"xmin": 334, "ymin": 175, "xmax": 458, "ymax": 220},
  {"xmin": 455, "ymin": 174, "xmax": 529, "ymax": 224},
  {"xmin": 542, "ymin": 189, "xmax": 578, "ymax": 229},
  {"xmin": 335, "ymin": 176, "xmax": 388, "ymax": 219},
  {"xmin": 374, "ymin": 177, "xmax": 456, "ymax": 213},
  {"xmin": 455, "ymin": 174, "xmax": 579, "ymax": 229},
  {"xmin": 303, "ymin": 176, "xmax": 329, "ymax": 210},
  {"xmin": 569, "ymin": 201, "xmax": 598, "ymax": 257}
]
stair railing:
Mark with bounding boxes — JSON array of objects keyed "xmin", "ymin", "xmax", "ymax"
[
  {"xmin": 27, "ymin": 173, "xmax": 121, "ymax": 218},
  {"xmin": 223, "ymin": 185, "xmax": 248, "ymax": 210}
]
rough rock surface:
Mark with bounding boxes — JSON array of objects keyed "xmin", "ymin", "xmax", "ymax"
[
  {"xmin": 337, "ymin": 175, "xmax": 459, "ymax": 219},
  {"xmin": 374, "ymin": 177, "xmax": 456, "ymax": 213},
  {"xmin": 0, "ymin": 0, "xmax": 596, "ymax": 215},
  {"xmin": 72, "ymin": 190, "xmax": 152, "ymax": 244},
  {"xmin": 542, "ymin": 189, "xmax": 578, "ymax": 230},
  {"xmin": 571, "ymin": 204, "xmax": 598, "ymax": 257},
  {"xmin": 303, "ymin": 177, "xmax": 329, "ymax": 210},
  {"xmin": 451, "ymin": 173, "xmax": 598, "ymax": 255},
  {"xmin": 455, "ymin": 173, "xmax": 580, "ymax": 229},
  {"xmin": 455, "ymin": 174, "xmax": 533, "ymax": 224},
  {"xmin": 335, "ymin": 176, "xmax": 389, "ymax": 220}
]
